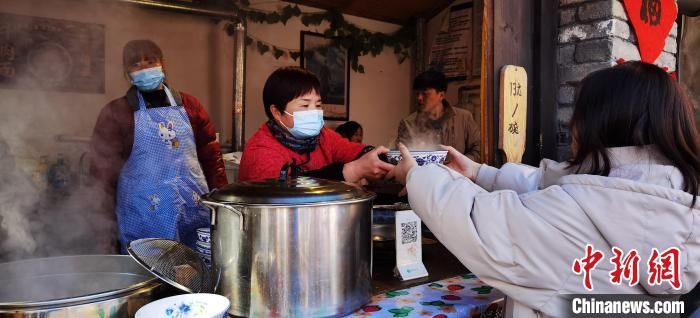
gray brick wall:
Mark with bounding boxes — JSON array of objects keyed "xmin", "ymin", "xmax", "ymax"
[{"xmin": 555, "ymin": 0, "xmax": 679, "ymax": 161}]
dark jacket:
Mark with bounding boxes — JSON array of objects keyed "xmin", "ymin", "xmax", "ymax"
[{"xmin": 89, "ymin": 86, "xmax": 227, "ymax": 251}]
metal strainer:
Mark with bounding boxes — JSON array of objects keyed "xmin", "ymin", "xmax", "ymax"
[{"xmin": 127, "ymin": 238, "xmax": 213, "ymax": 293}]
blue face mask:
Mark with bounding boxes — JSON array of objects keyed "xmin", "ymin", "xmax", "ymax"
[
  {"xmin": 130, "ymin": 66, "xmax": 165, "ymax": 91},
  {"xmin": 282, "ymin": 109, "xmax": 324, "ymax": 139}
]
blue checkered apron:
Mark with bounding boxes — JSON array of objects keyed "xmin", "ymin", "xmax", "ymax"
[{"xmin": 116, "ymin": 86, "xmax": 210, "ymax": 253}]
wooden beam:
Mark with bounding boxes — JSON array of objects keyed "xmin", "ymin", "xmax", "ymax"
[
  {"xmin": 283, "ymin": 0, "xmax": 408, "ymax": 24},
  {"xmin": 481, "ymin": 0, "xmax": 495, "ymax": 165},
  {"xmin": 423, "ymin": 1, "xmax": 456, "ymax": 21},
  {"xmin": 536, "ymin": 0, "xmax": 559, "ymax": 160},
  {"xmin": 282, "ymin": 0, "xmax": 455, "ymax": 25}
]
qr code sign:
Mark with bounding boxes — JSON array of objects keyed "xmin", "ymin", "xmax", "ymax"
[{"xmin": 401, "ymin": 221, "xmax": 418, "ymax": 244}]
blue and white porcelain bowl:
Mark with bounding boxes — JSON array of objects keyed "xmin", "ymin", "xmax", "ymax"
[
  {"xmin": 135, "ymin": 293, "xmax": 230, "ymax": 318},
  {"xmin": 195, "ymin": 241, "xmax": 211, "ymax": 256},
  {"xmin": 196, "ymin": 227, "xmax": 211, "ymax": 244},
  {"xmin": 386, "ymin": 150, "xmax": 448, "ymax": 166}
]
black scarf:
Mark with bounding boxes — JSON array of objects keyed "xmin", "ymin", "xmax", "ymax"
[{"xmin": 267, "ymin": 120, "xmax": 320, "ymax": 154}]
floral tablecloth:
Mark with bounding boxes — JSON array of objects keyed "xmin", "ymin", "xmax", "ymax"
[{"xmin": 347, "ymin": 274, "xmax": 505, "ymax": 318}]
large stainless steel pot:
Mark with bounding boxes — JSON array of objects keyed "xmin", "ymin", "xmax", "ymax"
[
  {"xmin": 202, "ymin": 176, "xmax": 375, "ymax": 318},
  {"xmin": 0, "ymin": 255, "xmax": 168, "ymax": 317}
]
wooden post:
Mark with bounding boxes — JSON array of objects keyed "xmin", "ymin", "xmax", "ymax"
[{"xmin": 480, "ymin": 0, "xmax": 495, "ymax": 165}]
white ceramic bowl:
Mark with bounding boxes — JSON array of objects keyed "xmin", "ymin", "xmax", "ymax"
[
  {"xmin": 135, "ymin": 293, "xmax": 230, "ymax": 318},
  {"xmin": 386, "ymin": 150, "xmax": 448, "ymax": 166}
]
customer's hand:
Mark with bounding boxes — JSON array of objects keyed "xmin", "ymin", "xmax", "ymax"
[
  {"xmin": 441, "ymin": 145, "xmax": 481, "ymax": 181},
  {"xmin": 385, "ymin": 143, "xmax": 417, "ymax": 185},
  {"xmin": 343, "ymin": 146, "xmax": 395, "ymax": 183}
]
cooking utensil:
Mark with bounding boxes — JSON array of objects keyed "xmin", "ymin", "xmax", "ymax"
[
  {"xmin": 201, "ymin": 171, "xmax": 375, "ymax": 317},
  {"xmin": 0, "ymin": 255, "xmax": 167, "ymax": 317},
  {"xmin": 128, "ymin": 238, "xmax": 214, "ymax": 294}
]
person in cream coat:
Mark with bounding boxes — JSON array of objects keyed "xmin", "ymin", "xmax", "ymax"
[{"xmin": 388, "ymin": 62, "xmax": 700, "ymax": 317}]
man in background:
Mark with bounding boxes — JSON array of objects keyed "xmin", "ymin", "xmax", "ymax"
[{"xmin": 396, "ymin": 71, "xmax": 480, "ymax": 161}]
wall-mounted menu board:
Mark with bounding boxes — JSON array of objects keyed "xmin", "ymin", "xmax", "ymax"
[
  {"xmin": 429, "ymin": 2, "xmax": 474, "ymax": 81},
  {"xmin": 0, "ymin": 13, "xmax": 104, "ymax": 94}
]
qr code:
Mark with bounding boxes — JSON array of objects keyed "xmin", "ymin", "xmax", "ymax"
[{"xmin": 401, "ymin": 221, "xmax": 418, "ymax": 244}]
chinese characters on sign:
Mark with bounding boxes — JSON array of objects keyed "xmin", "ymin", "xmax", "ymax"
[
  {"xmin": 0, "ymin": 13, "xmax": 105, "ymax": 93},
  {"xmin": 640, "ymin": 0, "xmax": 662, "ymax": 26},
  {"xmin": 507, "ymin": 122, "xmax": 519, "ymax": 135},
  {"xmin": 498, "ymin": 65, "xmax": 527, "ymax": 163},
  {"xmin": 572, "ymin": 244, "xmax": 682, "ymax": 291},
  {"xmin": 509, "ymin": 81, "xmax": 523, "ymax": 97}
]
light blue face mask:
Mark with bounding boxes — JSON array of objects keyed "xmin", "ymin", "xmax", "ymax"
[
  {"xmin": 282, "ymin": 109, "xmax": 324, "ymax": 138},
  {"xmin": 129, "ymin": 66, "xmax": 165, "ymax": 91}
]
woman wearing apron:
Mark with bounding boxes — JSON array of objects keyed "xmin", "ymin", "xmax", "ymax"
[{"xmin": 90, "ymin": 40, "xmax": 227, "ymax": 253}]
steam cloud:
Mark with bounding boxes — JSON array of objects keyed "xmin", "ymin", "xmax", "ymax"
[
  {"xmin": 0, "ymin": 0, "xmax": 147, "ymax": 262},
  {"xmin": 0, "ymin": 134, "xmax": 117, "ymax": 262}
]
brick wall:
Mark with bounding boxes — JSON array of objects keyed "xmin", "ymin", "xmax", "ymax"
[{"xmin": 555, "ymin": 0, "xmax": 679, "ymax": 160}]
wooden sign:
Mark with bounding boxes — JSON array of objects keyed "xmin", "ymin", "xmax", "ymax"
[
  {"xmin": 429, "ymin": 2, "xmax": 474, "ymax": 80},
  {"xmin": 498, "ymin": 65, "xmax": 527, "ymax": 163},
  {"xmin": 623, "ymin": 0, "xmax": 678, "ymax": 63}
]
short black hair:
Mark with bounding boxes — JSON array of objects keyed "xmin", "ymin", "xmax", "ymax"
[
  {"xmin": 413, "ymin": 70, "xmax": 447, "ymax": 92},
  {"xmin": 263, "ymin": 67, "xmax": 321, "ymax": 119},
  {"xmin": 335, "ymin": 121, "xmax": 362, "ymax": 139}
]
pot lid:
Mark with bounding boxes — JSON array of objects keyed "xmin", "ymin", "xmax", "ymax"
[{"xmin": 208, "ymin": 177, "xmax": 375, "ymax": 205}]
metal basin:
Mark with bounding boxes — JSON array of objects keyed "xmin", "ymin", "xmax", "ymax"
[{"xmin": 0, "ymin": 255, "xmax": 168, "ymax": 317}]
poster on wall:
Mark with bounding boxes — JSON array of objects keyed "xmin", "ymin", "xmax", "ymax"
[
  {"xmin": 429, "ymin": 2, "xmax": 473, "ymax": 81},
  {"xmin": 300, "ymin": 31, "xmax": 350, "ymax": 121},
  {"xmin": 0, "ymin": 13, "xmax": 105, "ymax": 94}
]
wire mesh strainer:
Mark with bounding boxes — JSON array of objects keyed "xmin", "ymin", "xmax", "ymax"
[{"xmin": 127, "ymin": 238, "xmax": 213, "ymax": 293}]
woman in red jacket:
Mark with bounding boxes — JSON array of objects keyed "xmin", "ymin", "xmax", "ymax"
[
  {"xmin": 90, "ymin": 40, "xmax": 227, "ymax": 253},
  {"xmin": 239, "ymin": 67, "xmax": 393, "ymax": 182}
]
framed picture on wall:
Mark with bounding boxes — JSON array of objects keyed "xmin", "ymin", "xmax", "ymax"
[
  {"xmin": 0, "ymin": 12, "xmax": 105, "ymax": 93},
  {"xmin": 300, "ymin": 31, "xmax": 350, "ymax": 121},
  {"xmin": 457, "ymin": 85, "xmax": 481, "ymax": 123}
]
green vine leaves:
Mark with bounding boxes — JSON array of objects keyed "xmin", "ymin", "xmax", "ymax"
[{"xmin": 224, "ymin": 1, "xmax": 414, "ymax": 73}]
